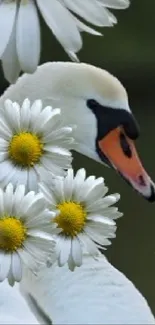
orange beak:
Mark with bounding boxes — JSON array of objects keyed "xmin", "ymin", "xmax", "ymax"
[{"xmin": 98, "ymin": 126, "xmax": 155, "ymax": 201}]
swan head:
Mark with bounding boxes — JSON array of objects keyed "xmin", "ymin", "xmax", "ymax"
[
  {"xmin": 50, "ymin": 62, "xmax": 155, "ymax": 201},
  {"xmin": 2, "ymin": 62, "xmax": 154, "ymax": 201}
]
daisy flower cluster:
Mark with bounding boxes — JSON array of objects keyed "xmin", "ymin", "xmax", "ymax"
[
  {"xmin": 0, "ymin": 0, "xmax": 130, "ymax": 83},
  {"xmin": 0, "ymin": 98, "xmax": 122, "ymax": 285}
]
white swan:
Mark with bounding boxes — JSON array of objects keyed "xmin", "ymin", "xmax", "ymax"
[{"xmin": 0, "ymin": 62, "xmax": 155, "ymax": 324}]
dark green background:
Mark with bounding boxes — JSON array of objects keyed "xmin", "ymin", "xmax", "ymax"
[{"xmin": 1, "ymin": 0, "xmax": 155, "ymax": 315}]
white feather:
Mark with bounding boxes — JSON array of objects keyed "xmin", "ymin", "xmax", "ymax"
[
  {"xmin": 20, "ymin": 253, "xmax": 155, "ymax": 324},
  {"xmin": 0, "ymin": 280, "xmax": 39, "ymax": 324}
]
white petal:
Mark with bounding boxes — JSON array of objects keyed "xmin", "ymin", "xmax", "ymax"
[
  {"xmin": 63, "ymin": 0, "xmax": 112, "ymax": 27},
  {"xmin": 37, "ymin": 0, "xmax": 82, "ymax": 52},
  {"xmin": 4, "ymin": 183, "xmax": 14, "ymax": 215},
  {"xmin": 73, "ymin": 15, "xmax": 102, "ymax": 35},
  {"xmin": 32, "ymin": 106, "xmax": 53, "ymax": 133},
  {"xmin": 73, "ymin": 168, "xmax": 86, "ymax": 197},
  {"xmin": 0, "ymin": 117, "xmax": 12, "ymax": 140},
  {"xmin": 63, "ymin": 168, "xmax": 74, "ymax": 201},
  {"xmin": 24, "ymin": 238, "xmax": 51, "ymax": 263},
  {"xmin": 7, "ymin": 266, "xmax": 15, "ymax": 286},
  {"xmin": 71, "ymin": 237, "xmax": 82, "ymax": 267},
  {"xmin": 44, "ymin": 146, "xmax": 71, "ymax": 157},
  {"xmin": 0, "ymin": 1, "xmax": 17, "ymax": 57},
  {"xmin": 39, "ymin": 182, "xmax": 56, "ymax": 206},
  {"xmin": 12, "ymin": 184, "xmax": 26, "ymax": 215},
  {"xmin": 85, "ymin": 223, "xmax": 114, "ymax": 246},
  {"xmin": 2, "ymin": 21, "xmax": 21, "ymax": 84},
  {"xmin": 20, "ymin": 192, "xmax": 42, "ymax": 217},
  {"xmin": 17, "ymin": 191, "xmax": 35, "ymax": 216},
  {"xmin": 0, "ymin": 251, "xmax": 5, "ymax": 264},
  {"xmin": 0, "ymin": 161, "xmax": 15, "ymax": 184},
  {"xmin": 18, "ymin": 248, "xmax": 37, "ymax": 273},
  {"xmin": 74, "ymin": 175, "xmax": 96, "ymax": 201},
  {"xmin": 0, "ymin": 253, "xmax": 11, "ymax": 282},
  {"xmin": 53, "ymin": 178, "xmax": 66, "ymax": 202},
  {"xmin": 0, "ymin": 188, "xmax": 4, "ymax": 215},
  {"xmin": 68, "ymin": 252, "xmax": 76, "ymax": 271},
  {"xmin": 25, "ymin": 196, "xmax": 46, "ymax": 220},
  {"xmin": 4, "ymin": 167, "xmax": 28, "ymax": 190},
  {"xmin": 78, "ymin": 233, "xmax": 99, "ymax": 256},
  {"xmin": 16, "ymin": 0, "xmax": 40, "ymax": 72},
  {"xmin": 102, "ymin": 193, "xmax": 121, "ymax": 207},
  {"xmin": 30, "ymin": 99, "xmax": 43, "ymax": 119},
  {"xmin": 87, "ymin": 214, "xmax": 115, "ymax": 226},
  {"xmin": 11, "ymin": 252, "xmax": 22, "ymax": 282},
  {"xmin": 84, "ymin": 179, "xmax": 105, "ymax": 202},
  {"xmin": 44, "ymin": 126, "xmax": 73, "ymax": 142},
  {"xmin": 99, "ymin": 0, "xmax": 130, "ymax": 9},
  {"xmin": 0, "ymin": 138, "xmax": 8, "ymax": 151},
  {"xmin": 20, "ymin": 99, "xmax": 31, "ymax": 131},
  {"xmin": 27, "ymin": 169, "xmax": 38, "ymax": 192},
  {"xmin": 0, "ymin": 152, "xmax": 7, "ymax": 163},
  {"xmin": 58, "ymin": 237, "xmax": 71, "ymax": 266},
  {"xmin": 26, "ymin": 210, "xmax": 55, "ymax": 229},
  {"xmin": 41, "ymin": 156, "xmax": 71, "ymax": 176},
  {"xmin": 4, "ymin": 99, "xmax": 21, "ymax": 133}
]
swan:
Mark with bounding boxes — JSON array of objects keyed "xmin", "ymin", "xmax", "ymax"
[
  {"xmin": 0, "ymin": 61, "xmax": 155, "ymax": 324},
  {"xmin": 0, "ymin": 280, "xmax": 39, "ymax": 324},
  {"xmin": 1, "ymin": 61, "xmax": 155, "ymax": 201}
]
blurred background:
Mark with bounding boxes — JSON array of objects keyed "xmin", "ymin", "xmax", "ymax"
[{"xmin": 1, "ymin": 0, "xmax": 155, "ymax": 315}]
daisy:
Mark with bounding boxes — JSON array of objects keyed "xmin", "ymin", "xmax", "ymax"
[
  {"xmin": 0, "ymin": 98, "xmax": 74, "ymax": 191},
  {"xmin": 0, "ymin": 183, "xmax": 58, "ymax": 286},
  {"xmin": 39, "ymin": 168, "xmax": 123, "ymax": 271},
  {"xmin": 0, "ymin": 0, "xmax": 130, "ymax": 83}
]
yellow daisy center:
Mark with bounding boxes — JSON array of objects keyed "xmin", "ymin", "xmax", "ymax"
[
  {"xmin": 54, "ymin": 201, "xmax": 86, "ymax": 237},
  {"xmin": 0, "ymin": 217, "xmax": 27, "ymax": 252},
  {"xmin": 9, "ymin": 132, "xmax": 43, "ymax": 167}
]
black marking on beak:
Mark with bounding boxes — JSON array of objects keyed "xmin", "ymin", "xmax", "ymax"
[
  {"xmin": 120, "ymin": 132, "xmax": 132, "ymax": 158},
  {"xmin": 87, "ymin": 99, "xmax": 140, "ymax": 140}
]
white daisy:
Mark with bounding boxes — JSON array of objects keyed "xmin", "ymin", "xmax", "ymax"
[
  {"xmin": 39, "ymin": 168, "xmax": 123, "ymax": 271},
  {"xmin": 0, "ymin": 183, "xmax": 58, "ymax": 286},
  {"xmin": 0, "ymin": 98, "xmax": 74, "ymax": 191},
  {"xmin": 0, "ymin": 0, "xmax": 130, "ymax": 83}
]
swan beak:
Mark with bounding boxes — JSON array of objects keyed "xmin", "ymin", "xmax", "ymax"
[{"xmin": 98, "ymin": 126, "xmax": 155, "ymax": 202}]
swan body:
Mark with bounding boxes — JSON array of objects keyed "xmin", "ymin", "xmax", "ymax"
[
  {"xmin": 20, "ymin": 253, "xmax": 155, "ymax": 324},
  {"xmin": 1, "ymin": 61, "xmax": 155, "ymax": 200},
  {"xmin": 0, "ymin": 280, "xmax": 39, "ymax": 324}
]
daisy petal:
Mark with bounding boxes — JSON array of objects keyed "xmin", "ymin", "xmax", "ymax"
[
  {"xmin": 58, "ymin": 237, "xmax": 71, "ymax": 266},
  {"xmin": 0, "ymin": 253, "xmax": 11, "ymax": 282},
  {"xmin": 37, "ymin": 0, "xmax": 82, "ymax": 53},
  {"xmin": 99, "ymin": 0, "xmax": 130, "ymax": 9},
  {"xmin": 63, "ymin": 0, "xmax": 113, "ymax": 27},
  {"xmin": 16, "ymin": 0, "xmax": 40, "ymax": 72},
  {"xmin": 2, "ymin": 21, "xmax": 21, "ymax": 84},
  {"xmin": 0, "ymin": 1, "xmax": 17, "ymax": 58},
  {"xmin": 11, "ymin": 252, "xmax": 22, "ymax": 282},
  {"xmin": 71, "ymin": 237, "xmax": 82, "ymax": 267}
]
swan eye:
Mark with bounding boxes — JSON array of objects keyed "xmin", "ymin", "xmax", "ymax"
[{"xmin": 120, "ymin": 132, "xmax": 132, "ymax": 158}]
